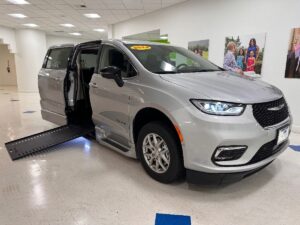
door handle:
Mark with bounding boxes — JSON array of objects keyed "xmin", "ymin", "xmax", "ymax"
[{"xmin": 90, "ymin": 83, "xmax": 98, "ymax": 88}]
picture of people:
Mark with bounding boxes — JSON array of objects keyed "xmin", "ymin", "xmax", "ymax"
[
  {"xmin": 188, "ymin": 39, "xmax": 209, "ymax": 60},
  {"xmin": 236, "ymin": 48, "xmax": 245, "ymax": 70},
  {"xmin": 223, "ymin": 33, "xmax": 266, "ymax": 75},
  {"xmin": 285, "ymin": 28, "xmax": 300, "ymax": 78}
]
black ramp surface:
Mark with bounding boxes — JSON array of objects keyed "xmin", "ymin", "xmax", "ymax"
[{"xmin": 5, "ymin": 125, "xmax": 94, "ymax": 160}]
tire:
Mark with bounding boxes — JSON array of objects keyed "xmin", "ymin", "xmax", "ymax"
[{"xmin": 137, "ymin": 121, "xmax": 184, "ymax": 183}]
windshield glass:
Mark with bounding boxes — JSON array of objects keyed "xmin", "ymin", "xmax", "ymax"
[{"xmin": 125, "ymin": 44, "xmax": 222, "ymax": 74}]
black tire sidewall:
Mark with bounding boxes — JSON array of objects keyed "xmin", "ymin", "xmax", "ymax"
[{"xmin": 137, "ymin": 121, "xmax": 184, "ymax": 183}]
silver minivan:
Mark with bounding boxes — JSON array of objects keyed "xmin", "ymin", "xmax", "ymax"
[{"xmin": 38, "ymin": 40, "xmax": 291, "ymax": 184}]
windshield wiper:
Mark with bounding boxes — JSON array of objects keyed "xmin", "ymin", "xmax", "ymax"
[
  {"xmin": 195, "ymin": 69, "xmax": 221, "ymax": 72},
  {"xmin": 154, "ymin": 71, "xmax": 178, "ymax": 74},
  {"xmin": 154, "ymin": 69, "xmax": 221, "ymax": 74},
  {"xmin": 177, "ymin": 68, "xmax": 221, "ymax": 73}
]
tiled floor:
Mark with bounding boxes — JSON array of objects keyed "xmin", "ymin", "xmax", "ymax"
[{"xmin": 0, "ymin": 87, "xmax": 300, "ymax": 225}]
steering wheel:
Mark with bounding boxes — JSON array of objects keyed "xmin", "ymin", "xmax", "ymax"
[{"xmin": 176, "ymin": 63, "xmax": 189, "ymax": 70}]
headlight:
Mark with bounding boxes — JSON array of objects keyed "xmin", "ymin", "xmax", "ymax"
[{"xmin": 190, "ymin": 99, "xmax": 245, "ymax": 116}]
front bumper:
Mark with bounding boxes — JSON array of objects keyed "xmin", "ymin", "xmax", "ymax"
[
  {"xmin": 186, "ymin": 160, "xmax": 274, "ymax": 185},
  {"xmin": 175, "ymin": 104, "xmax": 291, "ymax": 174}
]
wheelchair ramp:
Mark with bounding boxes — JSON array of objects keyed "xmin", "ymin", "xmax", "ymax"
[{"xmin": 5, "ymin": 125, "xmax": 94, "ymax": 160}]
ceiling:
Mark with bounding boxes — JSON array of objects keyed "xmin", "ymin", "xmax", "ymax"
[{"xmin": 0, "ymin": 0, "xmax": 187, "ymax": 39}]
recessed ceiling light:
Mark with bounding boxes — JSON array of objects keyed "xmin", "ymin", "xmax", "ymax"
[
  {"xmin": 8, "ymin": 13, "xmax": 27, "ymax": 18},
  {"xmin": 7, "ymin": 0, "xmax": 30, "ymax": 4},
  {"xmin": 60, "ymin": 23, "xmax": 74, "ymax": 27},
  {"xmin": 69, "ymin": 32, "xmax": 82, "ymax": 36},
  {"xmin": 84, "ymin": 13, "xmax": 101, "ymax": 18},
  {"xmin": 23, "ymin": 23, "xmax": 38, "ymax": 27},
  {"xmin": 93, "ymin": 28, "xmax": 105, "ymax": 32}
]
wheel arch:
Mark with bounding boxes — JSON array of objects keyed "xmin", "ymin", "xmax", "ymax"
[{"xmin": 132, "ymin": 107, "xmax": 183, "ymax": 156}]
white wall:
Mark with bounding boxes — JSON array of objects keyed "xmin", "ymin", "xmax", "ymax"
[
  {"xmin": 0, "ymin": 25, "xmax": 91, "ymax": 92},
  {"xmin": 0, "ymin": 44, "xmax": 17, "ymax": 86},
  {"xmin": 46, "ymin": 35, "xmax": 89, "ymax": 49},
  {"xmin": 113, "ymin": 0, "xmax": 300, "ymax": 131},
  {"xmin": 0, "ymin": 26, "xmax": 17, "ymax": 53}
]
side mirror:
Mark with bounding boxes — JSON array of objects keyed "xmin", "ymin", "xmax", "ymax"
[{"xmin": 100, "ymin": 66, "xmax": 124, "ymax": 87}]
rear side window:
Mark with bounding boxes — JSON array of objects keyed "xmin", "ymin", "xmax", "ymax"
[{"xmin": 45, "ymin": 47, "xmax": 72, "ymax": 69}]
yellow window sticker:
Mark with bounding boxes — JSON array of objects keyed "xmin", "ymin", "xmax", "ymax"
[{"xmin": 130, "ymin": 45, "xmax": 151, "ymax": 50}]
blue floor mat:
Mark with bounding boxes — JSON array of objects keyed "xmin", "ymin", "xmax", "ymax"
[
  {"xmin": 290, "ymin": 145, "xmax": 300, "ymax": 152},
  {"xmin": 155, "ymin": 213, "xmax": 191, "ymax": 225}
]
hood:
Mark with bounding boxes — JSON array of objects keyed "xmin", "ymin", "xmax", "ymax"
[{"xmin": 160, "ymin": 71, "xmax": 283, "ymax": 104}]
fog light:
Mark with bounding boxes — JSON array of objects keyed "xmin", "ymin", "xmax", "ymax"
[{"xmin": 213, "ymin": 146, "xmax": 247, "ymax": 162}]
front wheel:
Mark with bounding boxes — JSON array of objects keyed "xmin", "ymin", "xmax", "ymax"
[{"xmin": 137, "ymin": 121, "xmax": 184, "ymax": 183}]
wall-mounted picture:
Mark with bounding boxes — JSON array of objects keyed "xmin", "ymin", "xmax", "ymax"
[
  {"xmin": 188, "ymin": 39, "xmax": 209, "ymax": 60},
  {"xmin": 223, "ymin": 33, "xmax": 266, "ymax": 76},
  {"xmin": 285, "ymin": 28, "xmax": 300, "ymax": 78}
]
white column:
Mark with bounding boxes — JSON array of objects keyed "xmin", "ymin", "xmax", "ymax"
[
  {"xmin": 15, "ymin": 29, "xmax": 47, "ymax": 92},
  {"xmin": 107, "ymin": 24, "xmax": 114, "ymax": 39}
]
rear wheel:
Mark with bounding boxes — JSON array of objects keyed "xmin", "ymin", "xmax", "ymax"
[{"xmin": 137, "ymin": 121, "xmax": 184, "ymax": 183}]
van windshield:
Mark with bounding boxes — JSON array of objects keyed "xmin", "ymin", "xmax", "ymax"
[{"xmin": 125, "ymin": 44, "xmax": 222, "ymax": 74}]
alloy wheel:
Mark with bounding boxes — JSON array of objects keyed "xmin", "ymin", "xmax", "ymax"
[{"xmin": 142, "ymin": 133, "xmax": 170, "ymax": 174}]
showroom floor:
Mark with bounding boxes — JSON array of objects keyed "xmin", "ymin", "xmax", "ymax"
[{"xmin": 0, "ymin": 86, "xmax": 300, "ymax": 225}]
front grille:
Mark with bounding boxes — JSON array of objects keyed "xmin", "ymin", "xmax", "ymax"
[
  {"xmin": 252, "ymin": 98, "xmax": 289, "ymax": 128},
  {"xmin": 249, "ymin": 140, "xmax": 287, "ymax": 164}
]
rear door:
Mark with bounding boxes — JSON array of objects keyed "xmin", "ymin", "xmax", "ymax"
[
  {"xmin": 38, "ymin": 46, "xmax": 73, "ymax": 125},
  {"xmin": 68, "ymin": 41, "xmax": 101, "ymax": 103}
]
